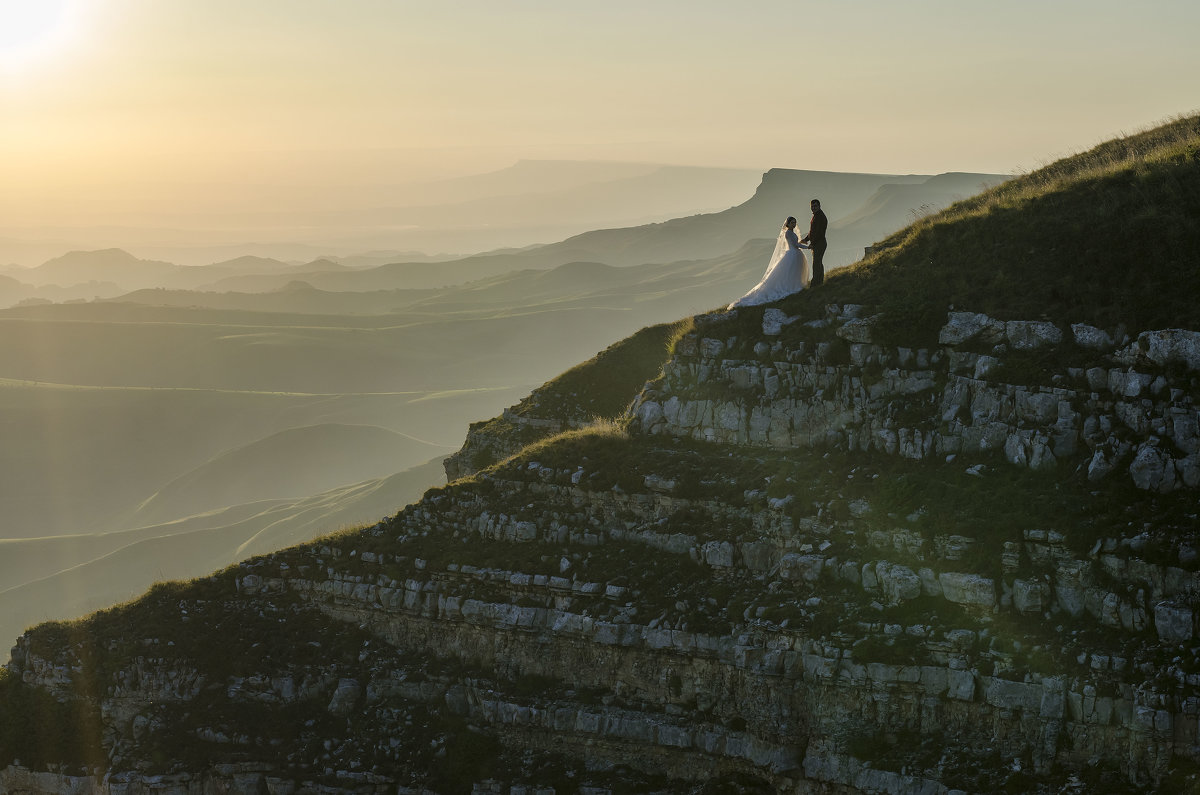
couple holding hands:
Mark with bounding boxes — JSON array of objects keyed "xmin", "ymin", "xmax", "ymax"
[{"xmin": 730, "ymin": 199, "xmax": 827, "ymax": 308}]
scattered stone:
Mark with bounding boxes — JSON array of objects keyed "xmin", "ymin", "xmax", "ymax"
[
  {"xmin": 1155, "ymin": 602, "xmax": 1195, "ymax": 643},
  {"xmin": 1005, "ymin": 320, "xmax": 1062, "ymax": 350},
  {"xmin": 876, "ymin": 562, "xmax": 921, "ymax": 604},
  {"xmin": 762, "ymin": 308, "xmax": 799, "ymax": 336},
  {"xmin": 939, "ymin": 312, "xmax": 1003, "ymax": 346},
  {"xmin": 327, "ymin": 679, "xmax": 362, "ymax": 716},
  {"xmin": 1129, "ymin": 442, "xmax": 1178, "ymax": 493},
  {"xmin": 836, "ymin": 316, "xmax": 877, "ymax": 344},
  {"xmin": 1072, "ymin": 323, "xmax": 1115, "ymax": 350},
  {"xmin": 939, "ymin": 572, "xmax": 997, "ymax": 610}
]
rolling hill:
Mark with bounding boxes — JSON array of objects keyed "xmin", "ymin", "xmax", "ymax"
[
  {"xmin": 126, "ymin": 423, "xmax": 448, "ymax": 528},
  {"xmin": 0, "ymin": 457, "xmax": 446, "ymax": 649}
]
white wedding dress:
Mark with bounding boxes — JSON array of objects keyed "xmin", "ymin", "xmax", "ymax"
[{"xmin": 728, "ymin": 226, "xmax": 810, "ymax": 308}]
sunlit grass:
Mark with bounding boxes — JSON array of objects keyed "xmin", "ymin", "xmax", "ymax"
[{"xmin": 766, "ymin": 112, "xmax": 1200, "ymax": 346}]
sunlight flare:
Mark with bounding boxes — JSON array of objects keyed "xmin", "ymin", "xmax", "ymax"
[{"xmin": 0, "ymin": 0, "xmax": 79, "ymax": 68}]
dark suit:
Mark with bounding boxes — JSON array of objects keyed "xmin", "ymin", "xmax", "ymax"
[{"xmin": 802, "ymin": 208, "xmax": 828, "ymax": 286}]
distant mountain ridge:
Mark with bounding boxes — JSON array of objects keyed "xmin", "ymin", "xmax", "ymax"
[
  {"xmin": 1, "ymin": 165, "xmax": 1004, "ymax": 303},
  {"xmin": 198, "ymin": 168, "xmax": 1007, "ymax": 294},
  {"xmin": 27, "ymin": 248, "xmax": 181, "ymax": 289}
]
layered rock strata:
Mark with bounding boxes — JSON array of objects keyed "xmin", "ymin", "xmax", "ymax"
[
  {"xmin": 5, "ymin": 306, "xmax": 1200, "ymax": 792},
  {"xmin": 631, "ymin": 306, "xmax": 1200, "ymax": 493}
]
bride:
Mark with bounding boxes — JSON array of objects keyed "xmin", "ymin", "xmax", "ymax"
[{"xmin": 728, "ymin": 216, "xmax": 811, "ymax": 308}]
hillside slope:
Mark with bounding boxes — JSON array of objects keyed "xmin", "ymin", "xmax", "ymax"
[{"xmin": 3, "ymin": 115, "xmax": 1199, "ymax": 793}]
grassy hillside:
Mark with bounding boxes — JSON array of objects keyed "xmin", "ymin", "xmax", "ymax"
[
  {"xmin": 792, "ymin": 113, "xmax": 1200, "ymax": 343},
  {"xmin": 445, "ymin": 320, "xmax": 689, "ymax": 477}
]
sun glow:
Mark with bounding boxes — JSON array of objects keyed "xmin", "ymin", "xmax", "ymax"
[{"xmin": 0, "ymin": 0, "xmax": 80, "ymax": 69}]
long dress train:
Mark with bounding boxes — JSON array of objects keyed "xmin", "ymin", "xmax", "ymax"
[{"xmin": 728, "ymin": 226, "xmax": 810, "ymax": 308}]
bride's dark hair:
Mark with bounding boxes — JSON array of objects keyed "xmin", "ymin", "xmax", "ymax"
[{"xmin": 785, "ymin": 216, "xmax": 797, "ymax": 226}]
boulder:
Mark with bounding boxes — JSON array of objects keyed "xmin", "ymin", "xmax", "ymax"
[
  {"xmin": 1005, "ymin": 320, "xmax": 1062, "ymax": 350},
  {"xmin": 1108, "ymin": 369, "xmax": 1152, "ymax": 398},
  {"xmin": 1072, "ymin": 323, "xmax": 1115, "ymax": 350},
  {"xmin": 637, "ymin": 401, "xmax": 664, "ymax": 430},
  {"xmin": 780, "ymin": 553, "xmax": 826, "ymax": 583},
  {"xmin": 836, "ymin": 316, "xmax": 877, "ymax": 344},
  {"xmin": 702, "ymin": 541, "xmax": 735, "ymax": 568},
  {"xmin": 946, "ymin": 669, "xmax": 976, "ymax": 701},
  {"xmin": 1012, "ymin": 579, "xmax": 1045, "ymax": 614},
  {"xmin": 1129, "ymin": 442, "xmax": 1177, "ymax": 493},
  {"xmin": 985, "ymin": 678, "xmax": 1042, "ymax": 712},
  {"xmin": 939, "ymin": 572, "xmax": 996, "ymax": 610},
  {"xmin": 327, "ymin": 678, "xmax": 362, "ymax": 716},
  {"xmin": 939, "ymin": 312, "xmax": 1003, "ymax": 346},
  {"xmin": 1154, "ymin": 602, "xmax": 1194, "ymax": 643},
  {"xmin": 762, "ymin": 308, "xmax": 799, "ymax": 336},
  {"xmin": 876, "ymin": 562, "xmax": 922, "ymax": 604},
  {"xmin": 1135, "ymin": 329, "xmax": 1200, "ymax": 371}
]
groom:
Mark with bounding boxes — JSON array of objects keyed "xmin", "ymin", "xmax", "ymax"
[{"xmin": 800, "ymin": 198, "xmax": 828, "ymax": 287}]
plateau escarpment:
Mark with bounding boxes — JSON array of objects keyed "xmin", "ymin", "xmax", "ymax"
[{"xmin": 4, "ymin": 115, "xmax": 1200, "ymax": 793}]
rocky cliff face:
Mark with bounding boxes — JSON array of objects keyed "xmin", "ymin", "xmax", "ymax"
[
  {"xmin": 632, "ymin": 305, "xmax": 1200, "ymax": 492},
  {"xmin": 6, "ymin": 295, "xmax": 1200, "ymax": 793}
]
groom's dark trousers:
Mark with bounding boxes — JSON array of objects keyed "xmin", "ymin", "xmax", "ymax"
[
  {"xmin": 805, "ymin": 207, "xmax": 828, "ymax": 286},
  {"xmin": 810, "ymin": 240, "xmax": 827, "ymax": 287}
]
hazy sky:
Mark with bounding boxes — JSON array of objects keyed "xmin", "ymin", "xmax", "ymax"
[{"xmin": 2, "ymin": 0, "xmax": 1197, "ymax": 226}]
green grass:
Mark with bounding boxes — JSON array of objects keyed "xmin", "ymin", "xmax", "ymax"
[
  {"xmin": 756, "ymin": 113, "xmax": 1200, "ymax": 347},
  {"xmin": 448, "ymin": 320, "xmax": 686, "ymax": 477}
]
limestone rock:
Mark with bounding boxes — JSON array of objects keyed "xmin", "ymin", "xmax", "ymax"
[
  {"xmin": 702, "ymin": 541, "xmax": 735, "ymax": 568},
  {"xmin": 876, "ymin": 562, "xmax": 921, "ymax": 604},
  {"xmin": 780, "ymin": 553, "xmax": 826, "ymax": 583},
  {"xmin": 1108, "ymin": 369, "xmax": 1152, "ymax": 398},
  {"xmin": 700, "ymin": 338, "xmax": 725, "ymax": 358},
  {"xmin": 938, "ymin": 572, "xmax": 996, "ymax": 610},
  {"xmin": 836, "ymin": 316, "xmax": 877, "ymax": 344},
  {"xmin": 1130, "ymin": 329, "xmax": 1200, "ymax": 371},
  {"xmin": 1154, "ymin": 602, "xmax": 1195, "ymax": 643},
  {"xmin": 762, "ymin": 308, "xmax": 799, "ymax": 336},
  {"xmin": 1013, "ymin": 579, "xmax": 1045, "ymax": 614},
  {"xmin": 918, "ymin": 567, "xmax": 942, "ymax": 597},
  {"xmin": 947, "ymin": 669, "xmax": 976, "ymax": 701},
  {"xmin": 637, "ymin": 400, "xmax": 665, "ymax": 431},
  {"xmin": 1072, "ymin": 323, "xmax": 1115, "ymax": 350},
  {"xmin": 1129, "ymin": 442, "xmax": 1177, "ymax": 493},
  {"xmin": 1005, "ymin": 320, "xmax": 1062, "ymax": 350},
  {"xmin": 327, "ymin": 678, "xmax": 362, "ymax": 716},
  {"xmin": 939, "ymin": 312, "xmax": 1003, "ymax": 346}
]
